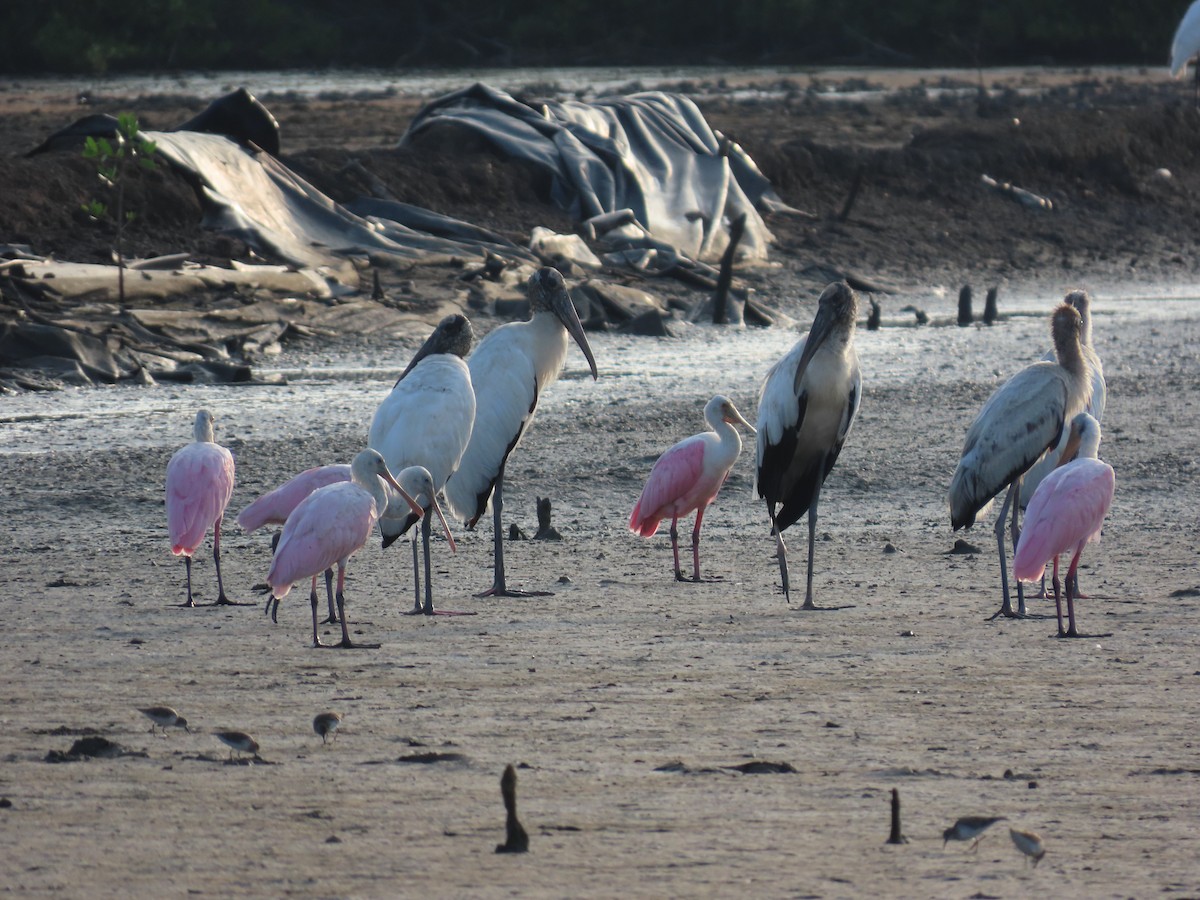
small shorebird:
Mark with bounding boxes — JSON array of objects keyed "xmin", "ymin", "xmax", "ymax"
[
  {"xmin": 1009, "ymin": 827, "xmax": 1046, "ymax": 867},
  {"xmin": 138, "ymin": 706, "xmax": 190, "ymax": 734},
  {"xmin": 313, "ymin": 712, "xmax": 343, "ymax": 744},
  {"xmin": 943, "ymin": 815, "xmax": 1007, "ymax": 850},
  {"xmin": 215, "ymin": 731, "xmax": 260, "ymax": 759}
]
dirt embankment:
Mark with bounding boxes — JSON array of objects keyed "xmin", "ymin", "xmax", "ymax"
[{"xmin": 3, "ymin": 70, "xmax": 1200, "ymax": 319}]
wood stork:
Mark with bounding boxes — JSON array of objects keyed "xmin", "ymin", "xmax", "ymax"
[
  {"xmin": 444, "ymin": 266, "xmax": 598, "ymax": 597},
  {"xmin": 1020, "ymin": 289, "xmax": 1107, "ymax": 596},
  {"xmin": 1013, "ymin": 413, "xmax": 1114, "ymax": 638},
  {"xmin": 266, "ymin": 449, "xmax": 424, "ymax": 649},
  {"xmin": 369, "ymin": 314, "xmax": 475, "ymax": 615},
  {"xmin": 949, "ymin": 302, "xmax": 1093, "ymax": 619},
  {"xmin": 165, "ymin": 409, "xmax": 236, "ymax": 607},
  {"xmin": 238, "ymin": 463, "xmax": 351, "ymax": 623},
  {"xmin": 630, "ymin": 395, "xmax": 756, "ymax": 582},
  {"xmin": 755, "ymin": 282, "xmax": 862, "ymax": 609}
]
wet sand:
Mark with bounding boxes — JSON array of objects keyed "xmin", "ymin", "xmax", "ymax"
[{"xmin": 2, "ymin": 286, "xmax": 1199, "ymax": 897}]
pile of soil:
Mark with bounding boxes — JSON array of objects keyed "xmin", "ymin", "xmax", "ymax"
[{"xmin": 2, "ymin": 69, "xmax": 1200, "ymax": 324}]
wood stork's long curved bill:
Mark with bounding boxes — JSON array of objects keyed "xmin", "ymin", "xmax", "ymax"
[{"xmin": 545, "ymin": 276, "xmax": 599, "ymax": 381}]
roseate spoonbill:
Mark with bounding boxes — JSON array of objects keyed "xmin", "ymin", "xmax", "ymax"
[
  {"xmin": 165, "ymin": 409, "xmax": 236, "ymax": 607},
  {"xmin": 630, "ymin": 395, "xmax": 756, "ymax": 582},
  {"xmin": 1171, "ymin": 0, "xmax": 1200, "ymax": 102},
  {"xmin": 756, "ymin": 282, "xmax": 862, "ymax": 609},
  {"xmin": 1013, "ymin": 413, "xmax": 1114, "ymax": 638},
  {"xmin": 949, "ymin": 303, "xmax": 1093, "ymax": 619},
  {"xmin": 444, "ymin": 267, "xmax": 598, "ymax": 597},
  {"xmin": 369, "ymin": 313, "xmax": 475, "ymax": 615},
  {"xmin": 238, "ymin": 463, "xmax": 351, "ymax": 623},
  {"xmin": 1021, "ymin": 289, "xmax": 1107, "ymax": 596},
  {"xmin": 265, "ymin": 449, "xmax": 425, "ymax": 649}
]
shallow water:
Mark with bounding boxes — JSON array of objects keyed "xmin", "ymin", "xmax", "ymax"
[
  {"xmin": 3, "ymin": 288, "xmax": 1196, "ymax": 458},
  {"xmin": 2, "ymin": 63, "xmax": 1158, "ymax": 106}
]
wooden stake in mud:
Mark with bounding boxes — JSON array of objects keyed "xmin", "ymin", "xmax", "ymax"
[
  {"xmin": 495, "ymin": 764, "xmax": 529, "ymax": 853},
  {"xmin": 712, "ymin": 213, "xmax": 747, "ymax": 325},
  {"xmin": 838, "ymin": 164, "xmax": 866, "ymax": 223},
  {"xmin": 887, "ymin": 788, "xmax": 908, "ymax": 844}
]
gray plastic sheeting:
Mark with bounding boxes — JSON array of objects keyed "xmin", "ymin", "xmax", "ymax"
[
  {"xmin": 401, "ymin": 83, "xmax": 791, "ymax": 264},
  {"xmin": 147, "ymin": 130, "xmax": 537, "ymax": 277}
]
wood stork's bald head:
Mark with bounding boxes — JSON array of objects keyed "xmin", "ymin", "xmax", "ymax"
[
  {"xmin": 793, "ymin": 282, "xmax": 860, "ymax": 391},
  {"xmin": 528, "ymin": 266, "xmax": 598, "ymax": 380},
  {"xmin": 395, "ymin": 314, "xmax": 474, "ymax": 385},
  {"xmin": 1063, "ymin": 289, "xmax": 1093, "ymax": 344},
  {"xmin": 1050, "ymin": 302, "xmax": 1084, "ymax": 366}
]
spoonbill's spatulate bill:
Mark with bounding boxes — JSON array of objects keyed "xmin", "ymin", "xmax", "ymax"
[
  {"xmin": 444, "ymin": 266, "xmax": 598, "ymax": 598},
  {"xmin": 630, "ymin": 395, "xmax": 755, "ymax": 582},
  {"xmin": 755, "ymin": 282, "xmax": 862, "ymax": 609},
  {"xmin": 165, "ymin": 409, "xmax": 236, "ymax": 607}
]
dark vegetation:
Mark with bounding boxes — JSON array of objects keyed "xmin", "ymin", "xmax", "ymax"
[{"xmin": 0, "ymin": 1, "xmax": 1182, "ymax": 75}]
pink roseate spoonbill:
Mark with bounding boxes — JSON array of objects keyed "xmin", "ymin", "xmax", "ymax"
[
  {"xmin": 265, "ymin": 449, "xmax": 424, "ymax": 649},
  {"xmin": 1022, "ymin": 289, "xmax": 1107, "ymax": 597},
  {"xmin": 238, "ymin": 463, "xmax": 351, "ymax": 624},
  {"xmin": 949, "ymin": 303, "xmax": 1092, "ymax": 619},
  {"xmin": 630, "ymin": 395, "xmax": 756, "ymax": 582},
  {"xmin": 444, "ymin": 266, "xmax": 598, "ymax": 598},
  {"xmin": 369, "ymin": 314, "xmax": 475, "ymax": 616},
  {"xmin": 756, "ymin": 282, "xmax": 862, "ymax": 609},
  {"xmin": 165, "ymin": 409, "xmax": 236, "ymax": 607},
  {"xmin": 1013, "ymin": 413, "xmax": 1114, "ymax": 638}
]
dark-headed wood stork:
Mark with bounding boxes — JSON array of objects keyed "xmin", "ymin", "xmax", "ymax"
[
  {"xmin": 755, "ymin": 282, "xmax": 862, "ymax": 609},
  {"xmin": 1020, "ymin": 289, "xmax": 1107, "ymax": 597},
  {"xmin": 369, "ymin": 314, "xmax": 475, "ymax": 615},
  {"xmin": 630, "ymin": 395, "xmax": 755, "ymax": 582},
  {"xmin": 444, "ymin": 266, "xmax": 598, "ymax": 597},
  {"xmin": 949, "ymin": 302, "xmax": 1093, "ymax": 619},
  {"xmin": 266, "ymin": 449, "xmax": 424, "ymax": 649},
  {"xmin": 165, "ymin": 409, "xmax": 236, "ymax": 607},
  {"xmin": 1013, "ymin": 413, "xmax": 1114, "ymax": 638}
]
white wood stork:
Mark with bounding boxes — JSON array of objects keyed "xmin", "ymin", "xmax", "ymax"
[
  {"xmin": 755, "ymin": 282, "xmax": 862, "ymax": 609},
  {"xmin": 443, "ymin": 266, "xmax": 598, "ymax": 597},
  {"xmin": 369, "ymin": 314, "xmax": 474, "ymax": 615},
  {"xmin": 949, "ymin": 302, "xmax": 1093, "ymax": 619}
]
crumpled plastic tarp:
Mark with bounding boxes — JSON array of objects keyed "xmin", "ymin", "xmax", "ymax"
[
  {"xmin": 401, "ymin": 83, "xmax": 791, "ymax": 264},
  {"xmin": 146, "ymin": 130, "xmax": 537, "ymax": 276}
]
